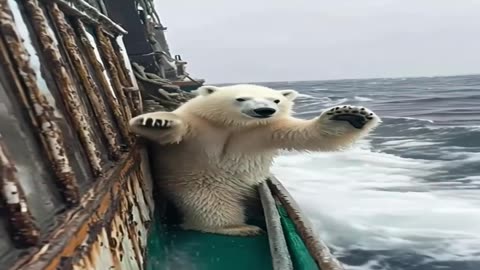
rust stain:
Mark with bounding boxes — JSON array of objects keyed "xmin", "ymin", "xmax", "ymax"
[
  {"xmin": 15, "ymin": 149, "xmax": 151, "ymax": 270},
  {"xmin": 114, "ymin": 35, "xmax": 143, "ymax": 116},
  {"xmin": 131, "ymin": 169, "xmax": 152, "ymax": 226},
  {"xmin": 109, "ymin": 40, "xmax": 130, "ymax": 88},
  {"xmin": 96, "ymin": 26, "xmax": 133, "ymax": 127},
  {"xmin": 74, "ymin": 19, "xmax": 132, "ymax": 144},
  {"xmin": 120, "ymin": 176, "xmax": 143, "ymax": 265},
  {"xmin": 109, "ymin": 40, "xmax": 142, "ymax": 117},
  {"xmin": 0, "ymin": 135, "xmax": 40, "ymax": 247},
  {"xmin": 110, "ymin": 39, "xmax": 135, "ymax": 89},
  {"xmin": 62, "ymin": 0, "xmax": 127, "ymax": 35},
  {"xmin": 124, "ymin": 86, "xmax": 143, "ymax": 117},
  {"xmin": 24, "ymin": 0, "xmax": 103, "ymax": 176},
  {"xmin": 51, "ymin": 0, "xmax": 127, "ymax": 36},
  {"xmin": 50, "ymin": 0, "xmax": 122, "ymax": 39},
  {"xmin": 49, "ymin": 3, "xmax": 121, "ymax": 161},
  {"xmin": 1, "ymin": 0, "xmax": 157, "ymax": 268},
  {"xmin": 0, "ymin": 0, "xmax": 80, "ymax": 206}
]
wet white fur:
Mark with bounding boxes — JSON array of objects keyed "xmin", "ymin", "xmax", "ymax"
[{"xmin": 129, "ymin": 84, "xmax": 380, "ymax": 236}]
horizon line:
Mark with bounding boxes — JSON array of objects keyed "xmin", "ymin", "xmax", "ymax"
[{"xmin": 208, "ymin": 72, "xmax": 480, "ymax": 86}]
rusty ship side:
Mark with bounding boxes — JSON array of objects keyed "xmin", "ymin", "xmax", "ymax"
[{"xmin": 0, "ymin": 0, "xmax": 343, "ymax": 269}]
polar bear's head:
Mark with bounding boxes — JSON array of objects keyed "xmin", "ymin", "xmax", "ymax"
[{"xmin": 184, "ymin": 84, "xmax": 298, "ymax": 126}]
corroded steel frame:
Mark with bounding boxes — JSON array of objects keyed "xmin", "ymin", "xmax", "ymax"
[
  {"xmin": 0, "ymin": 0, "xmax": 80, "ymax": 206},
  {"xmin": 50, "ymin": 0, "xmax": 127, "ymax": 35},
  {"xmin": 49, "ymin": 2, "xmax": 121, "ymax": 160},
  {"xmin": 1, "ymin": 0, "xmax": 150, "ymax": 268},
  {"xmin": 0, "ymin": 135, "xmax": 40, "ymax": 247},
  {"xmin": 96, "ymin": 26, "xmax": 134, "ymax": 127},
  {"xmin": 110, "ymin": 35, "xmax": 143, "ymax": 116},
  {"xmin": 113, "ymin": 35, "xmax": 143, "ymax": 115},
  {"xmin": 23, "ymin": 0, "xmax": 103, "ymax": 176},
  {"xmin": 11, "ymin": 148, "xmax": 153, "ymax": 270},
  {"xmin": 74, "ymin": 19, "xmax": 132, "ymax": 143}
]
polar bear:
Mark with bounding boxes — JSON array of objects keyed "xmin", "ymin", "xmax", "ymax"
[{"xmin": 129, "ymin": 84, "xmax": 380, "ymax": 236}]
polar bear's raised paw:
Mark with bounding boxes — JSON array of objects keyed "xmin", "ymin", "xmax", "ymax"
[
  {"xmin": 128, "ymin": 112, "xmax": 185, "ymax": 144},
  {"xmin": 322, "ymin": 105, "xmax": 377, "ymax": 129},
  {"xmin": 136, "ymin": 117, "xmax": 176, "ymax": 129}
]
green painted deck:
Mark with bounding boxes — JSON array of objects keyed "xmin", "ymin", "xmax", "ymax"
[
  {"xmin": 145, "ymin": 194, "xmax": 320, "ymax": 270},
  {"xmin": 145, "ymin": 213, "xmax": 273, "ymax": 270}
]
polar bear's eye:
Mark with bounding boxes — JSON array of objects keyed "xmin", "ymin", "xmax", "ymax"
[
  {"xmin": 274, "ymin": 99, "xmax": 280, "ymax": 104},
  {"xmin": 236, "ymin": 98, "xmax": 247, "ymax": 102}
]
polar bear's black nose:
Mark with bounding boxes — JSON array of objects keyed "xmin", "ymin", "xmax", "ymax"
[{"xmin": 253, "ymin": 107, "xmax": 276, "ymax": 117}]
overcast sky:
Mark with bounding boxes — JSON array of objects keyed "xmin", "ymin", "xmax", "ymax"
[{"xmin": 154, "ymin": 0, "xmax": 480, "ymax": 84}]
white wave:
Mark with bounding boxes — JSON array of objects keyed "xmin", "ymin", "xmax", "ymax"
[
  {"xmin": 272, "ymin": 141, "xmax": 480, "ymax": 267},
  {"xmin": 379, "ymin": 139, "xmax": 440, "ymax": 148},
  {"xmin": 298, "ymin": 96, "xmax": 375, "ymax": 108},
  {"xmin": 347, "ymin": 261, "xmax": 386, "ymax": 270},
  {"xmin": 459, "ymin": 176, "xmax": 480, "ymax": 183},
  {"xmin": 440, "ymin": 151, "xmax": 480, "ymax": 163},
  {"xmin": 383, "ymin": 116, "xmax": 435, "ymax": 123},
  {"xmin": 325, "ymin": 98, "xmax": 349, "ymax": 106},
  {"xmin": 296, "ymin": 97, "xmax": 350, "ymax": 108},
  {"xmin": 409, "ymin": 125, "xmax": 480, "ymax": 131},
  {"xmin": 296, "ymin": 93, "xmax": 317, "ymax": 99},
  {"xmin": 354, "ymin": 96, "xmax": 373, "ymax": 102}
]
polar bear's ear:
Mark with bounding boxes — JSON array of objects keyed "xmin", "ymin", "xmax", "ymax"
[
  {"xmin": 279, "ymin": 89, "xmax": 298, "ymax": 101},
  {"xmin": 195, "ymin": 86, "xmax": 219, "ymax": 96}
]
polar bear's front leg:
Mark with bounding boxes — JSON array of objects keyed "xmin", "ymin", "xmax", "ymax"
[
  {"xmin": 129, "ymin": 111, "xmax": 187, "ymax": 144},
  {"xmin": 269, "ymin": 105, "xmax": 380, "ymax": 151}
]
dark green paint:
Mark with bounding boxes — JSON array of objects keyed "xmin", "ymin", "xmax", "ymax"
[
  {"xmin": 145, "ymin": 212, "xmax": 273, "ymax": 270},
  {"xmin": 277, "ymin": 204, "xmax": 319, "ymax": 270},
  {"xmin": 145, "ymin": 200, "xmax": 320, "ymax": 270}
]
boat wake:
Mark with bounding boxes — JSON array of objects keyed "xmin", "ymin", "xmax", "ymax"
[
  {"xmin": 263, "ymin": 76, "xmax": 480, "ymax": 270},
  {"xmin": 272, "ymin": 140, "xmax": 480, "ymax": 270}
]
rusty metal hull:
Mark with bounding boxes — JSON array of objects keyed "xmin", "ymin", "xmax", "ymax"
[
  {"xmin": 0, "ymin": 0, "xmax": 155, "ymax": 268},
  {"xmin": 14, "ymin": 148, "xmax": 154, "ymax": 270}
]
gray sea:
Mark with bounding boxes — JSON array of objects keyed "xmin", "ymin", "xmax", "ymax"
[{"xmin": 261, "ymin": 74, "xmax": 480, "ymax": 270}]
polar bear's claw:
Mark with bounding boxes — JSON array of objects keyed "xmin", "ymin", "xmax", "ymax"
[
  {"xmin": 323, "ymin": 105, "xmax": 377, "ymax": 129},
  {"xmin": 138, "ymin": 117, "xmax": 174, "ymax": 129}
]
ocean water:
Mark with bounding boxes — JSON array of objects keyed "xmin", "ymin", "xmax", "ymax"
[{"xmin": 262, "ymin": 75, "xmax": 480, "ymax": 270}]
